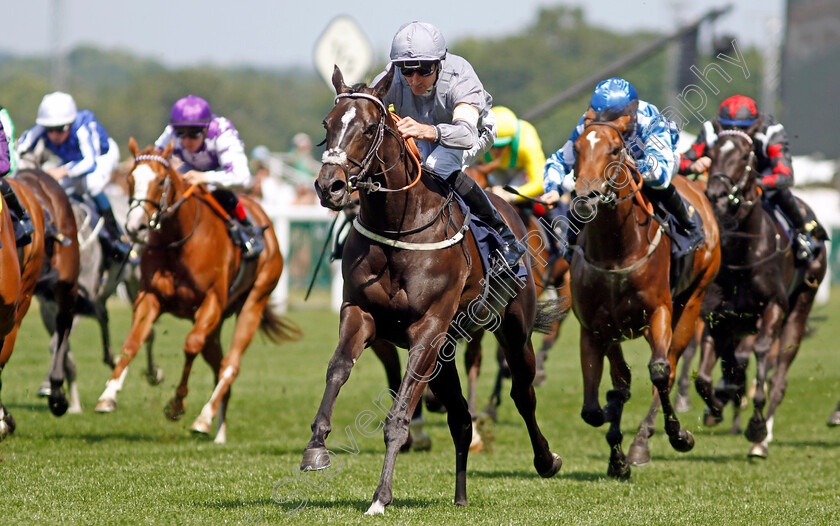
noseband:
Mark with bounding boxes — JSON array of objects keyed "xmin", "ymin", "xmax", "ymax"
[
  {"xmin": 708, "ymin": 129, "xmax": 756, "ymax": 208},
  {"xmin": 322, "ymin": 92, "xmax": 421, "ymax": 193}
]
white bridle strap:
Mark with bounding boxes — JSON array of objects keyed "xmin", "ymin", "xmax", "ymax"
[
  {"xmin": 134, "ymin": 154, "xmax": 171, "ymax": 168},
  {"xmin": 717, "ymin": 129, "xmax": 753, "ymax": 145}
]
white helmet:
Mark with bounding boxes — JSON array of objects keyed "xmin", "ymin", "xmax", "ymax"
[
  {"xmin": 389, "ymin": 21, "xmax": 447, "ymax": 62},
  {"xmin": 36, "ymin": 92, "xmax": 78, "ymax": 127}
]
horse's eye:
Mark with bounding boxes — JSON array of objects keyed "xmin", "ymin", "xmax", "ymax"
[
  {"xmin": 611, "ymin": 146, "xmax": 621, "ymax": 155},
  {"xmin": 364, "ymin": 124, "xmax": 377, "ymax": 136}
]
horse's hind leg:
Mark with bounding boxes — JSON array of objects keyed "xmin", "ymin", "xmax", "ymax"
[
  {"xmin": 428, "ymin": 356, "xmax": 473, "ymax": 507},
  {"xmin": 675, "ymin": 321, "xmax": 703, "ymax": 413},
  {"xmin": 497, "ymin": 313, "xmax": 561, "ymax": 478},
  {"xmin": 95, "ymin": 300, "xmax": 116, "ymax": 369},
  {"xmin": 190, "ymin": 326, "xmax": 223, "ymax": 438},
  {"xmin": 143, "ymin": 328, "xmax": 164, "ymax": 385},
  {"xmin": 481, "ymin": 345, "xmax": 507, "ymax": 422},
  {"xmin": 829, "ymin": 399, "xmax": 840, "ymax": 427},
  {"xmin": 464, "ymin": 333, "xmax": 483, "ymax": 420}
]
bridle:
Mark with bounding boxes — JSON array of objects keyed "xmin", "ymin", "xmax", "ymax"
[
  {"xmin": 129, "ymin": 154, "xmax": 200, "ymax": 249},
  {"xmin": 322, "ymin": 92, "xmax": 421, "ymax": 194},
  {"xmin": 576, "ymin": 121, "xmax": 648, "ymax": 213},
  {"xmin": 707, "ymin": 129, "xmax": 757, "ymax": 210}
]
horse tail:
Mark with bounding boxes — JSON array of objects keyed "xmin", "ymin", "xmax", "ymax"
[
  {"xmin": 259, "ymin": 305, "xmax": 304, "ymax": 344},
  {"xmin": 533, "ymin": 297, "xmax": 571, "ymax": 334}
]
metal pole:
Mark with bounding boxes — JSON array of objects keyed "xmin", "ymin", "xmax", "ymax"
[
  {"xmin": 521, "ymin": 4, "xmax": 733, "ymax": 122},
  {"xmin": 50, "ymin": 0, "xmax": 66, "ymax": 90}
]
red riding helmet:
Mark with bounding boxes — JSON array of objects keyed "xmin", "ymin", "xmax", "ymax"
[{"xmin": 718, "ymin": 95, "xmax": 758, "ymax": 127}]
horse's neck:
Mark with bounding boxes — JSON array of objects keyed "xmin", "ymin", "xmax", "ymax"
[
  {"xmin": 721, "ymin": 198, "xmax": 776, "ymax": 257},
  {"xmin": 584, "ymin": 199, "xmax": 652, "ymax": 262}
]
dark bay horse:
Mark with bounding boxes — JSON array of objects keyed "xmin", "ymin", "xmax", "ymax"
[
  {"xmin": 696, "ymin": 124, "xmax": 826, "ymax": 458},
  {"xmin": 14, "ymin": 168, "xmax": 80, "ymax": 415},
  {"xmin": 93, "ymin": 138, "xmax": 301, "ymax": 443},
  {"xmin": 0, "ymin": 179, "xmax": 47, "ymax": 439},
  {"xmin": 305, "ymin": 66, "xmax": 562, "ymax": 515},
  {"xmin": 569, "ymin": 115, "xmax": 720, "ymax": 477}
]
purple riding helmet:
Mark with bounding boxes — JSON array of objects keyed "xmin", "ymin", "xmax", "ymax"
[{"xmin": 170, "ymin": 95, "xmax": 212, "ymax": 127}]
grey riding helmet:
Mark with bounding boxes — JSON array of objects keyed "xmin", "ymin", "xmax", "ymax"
[{"xmin": 390, "ymin": 21, "xmax": 447, "ymax": 63}]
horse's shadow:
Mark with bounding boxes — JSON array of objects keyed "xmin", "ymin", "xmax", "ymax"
[{"xmin": 470, "ymin": 468, "xmax": 603, "ymax": 482}]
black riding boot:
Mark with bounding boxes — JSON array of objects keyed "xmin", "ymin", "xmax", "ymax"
[
  {"xmin": 769, "ymin": 188, "xmax": 815, "ymax": 260},
  {"xmin": 0, "ymin": 177, "xmax": 34, "ymax": 246},
  {"xmin": 225, "ymin": 216, "xmax": 263, "ymax": 259},
  {"xmin": 451, "ymin": 170, "xmax": 525, "ymax": 269},
  {"xmin": 646, "ymin": 184, "xmax": 704, "ymax": 252},
  {"xmin": 100, "ymin": 207, "xmax": 133, "ymax": 261}
]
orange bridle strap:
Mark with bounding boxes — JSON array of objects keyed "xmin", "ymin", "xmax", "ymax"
[{"xmin": 390, "ymin": 111, "xmax": 423, "ymax": 191}]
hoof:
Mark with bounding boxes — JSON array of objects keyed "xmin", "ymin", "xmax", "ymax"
[
  {"xmin": 37, "ymin": 382, "xmax": 51, "ymax": 398},
  {"xmin": 479, "ymin": 407, "xmax": 498, "ymax": 423},
  {"xmin": 364, "ymin": 500, "xmax": 387, "ymax": 516},
  {"xmin": 828, "ymin": 411, "xmax": 840, "ymax": 427},
  {"xmin": 669, "ymin": 430, "xmax": 695, "ymax": 453},
  {"xmin": 537, "ymin": 452, "xmax": 562, "ymax": 478},
  {"xmin": 748, "ymin": 443, "xmax": 768, "ymax": 458},
  {"xmin": 744, "ymin": 416, "xmax": 768, "ymax": 443},
  {"xmin": 3, "ymin": 412, "xmax": 15, "ymax": 435},
  {"xmin": 95, "ymin": 398, "xmax": 117, "ymax": 413},
  {"xmin": 0, "ymin": 421, "xmax": 8, "ymax": 441},
  {"xmin": 454, "ymin": 497, "xmax": 468, "ymax": 507},
  {"xmin": 607, "ymin": 459, "xmax": 631, "ymax": 480},
  {"xmin": 145, "ymin": 367, "xmax": 164, "ymax": 386},
  {"xmin": 300, "ymin": 447, "xmax": 331, "ymax": 471},
  {"xmin": 627, "ymin": 438, "xmax": 651, "ymax": 466},
  {"xmin": 703, "ymin": 408, "xmax": 723, "ymax": 427},
  {"xmin": 48, "ymin": 392, "xmax": 69, "ymax": 417},
  {"xmin": 191, "ymin": 418, "xmax": 212, "ymax": 435},
  {"xmin": 469, "ymin": 429, "xmax": 483, "ymax": 453},
  {"xmin": 164, "ymin": 398, "xmax": 185, "ymax": 421},
  {"xmin": 674, "ymin": 394, "xmax": 692, "ymax": 413},
  {"xmin": 533, "ymin": 369, "xmax": 547, "ymax": 387},
  {"xmin": 68, "ymin": 404, "xmax": 83, "ymax": 415}
]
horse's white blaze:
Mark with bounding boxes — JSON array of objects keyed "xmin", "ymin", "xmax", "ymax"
[
  {"xmin": 586, "ymin": 130, "xmax": 601, "ymax": 151},
  {"xmin": 338, "ymin": 106, "xmax": 356, "ymax": 144},
  {"xmin": 322, "ymin": 149, "xmax": 347, "ymax": 165},
  {"xmin": 128, "ymin": 164, "xmax": 158, "ymax": 231},
  {"xmin": 719, "ymin": 139, "xmax": 735, "ymax": 154}
]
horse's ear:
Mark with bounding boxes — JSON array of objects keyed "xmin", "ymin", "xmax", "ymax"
[
  {"xmin": 583, "ymin": 108, "xmax": 596, "ymax": 127},
  {"xmin": 372, "ymin": 66, "xmax": 395, "ymax": 100},
  {"xmin": 332, "ymin": 65, "xmax": 350, "ymax": 94},
  {"xmin": 162, "ymin": 139, "xmax": 174, "ymax": 159},
  {"xmin": 745, "ymin": 114, "xmax": 763, "ymax": 137},
  {"xmin": 614, "ymin": 115, "xmax": 632, "ymax": 134},
  {"xmin": 128, "ymin": 137, "xmax": 139, "ymax": 157}
]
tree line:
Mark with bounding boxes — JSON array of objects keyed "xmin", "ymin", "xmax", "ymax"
[{"xmin": 0, "ymin": 7, "xmax": 762, "ymax": 160}]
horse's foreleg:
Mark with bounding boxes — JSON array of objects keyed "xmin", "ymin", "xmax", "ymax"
[
  {"xmin": 696, "ymin": 327, "xmax": 725, "ymax": 423},
  {"xmin": 580, "ymin": 328, "xmax": 607, "ymax": 427},
  {"xmin": 302, "ymin": 306, "xmax": 374, "ymax": 471},
  {"xmin": 166, "ymin": 295, "xmax": 224, "ymax": 422},
  {"xmin": 647, "ymin": 305, "xmax": 694, "ymax": 453},
  {"xmin": 143, "ymin": 328, "xmax": 163, "ymax": 385},
  {"xmin": 95, "ymin": 301, "xmax": 115, "ymax": 368},
  {"xmin": 481, "ymin": 345, "xmax": 507, "ymax": 422},
  {"xmin": 745, "ymin": 303, "xmax": 785, "ymax": 444},
  {"xmin": 366, "ymin": 321, "xmax": 444, "ymax": 516},
  {"xmin": 95, "ymin": 292, "xmax": 160, "ymax": 413},
  {"xmin": 675, "ymin": 321, "xmax": 703, "ymax": 413},
  {"xmin": 464, "ymin": 334, "xmax": 483, "ymax": 419},
  {"xmin": 191, "ymin": 327, "xmax": 224, "ymax": 438},
  {"xmin": 750, "ymin": 296, "xmax": 812, "ymax": 457}
]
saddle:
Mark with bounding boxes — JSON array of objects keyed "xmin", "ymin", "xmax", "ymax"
[{"xmin": 644, "ymin": 192, "xmax": 703, "ymax": 298}]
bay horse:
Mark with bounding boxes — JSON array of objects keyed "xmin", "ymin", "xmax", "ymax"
[
  {"xmin": 695, "ymin": 124, "xmax": 826, "ymax": 458},
  {"xmin": 569, "ymin": 114, "xmax": 720, "ymax": 477},
  {"xmin": 93, "ymin": 138, "xmax": 301, "ymax": 444},
  {"xmin": 305, "ymin": 66, "xmax": 562, "ymax": 515},
  {"xmin": 0, "ymin": 179, "xmax": 47, "ymax": 439},
  {"xmin": 14, "ymin": 168, "xmax": 81, "ymax": 415}
]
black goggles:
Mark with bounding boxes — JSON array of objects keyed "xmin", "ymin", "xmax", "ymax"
[
  {"xmin": 174, "ymin": 127, "xmax": 206, "ymax": 139},
  {"xmin": 397, "ymin": 61, "xmax": 437, "ymax": 77},
  {"xmin": 45, "ymin": 124, "xmax": 70, "ymax": 133}
]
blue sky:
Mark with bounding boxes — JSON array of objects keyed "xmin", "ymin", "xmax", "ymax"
[{"xmin": 3, "ymin": 0, "xmax": 784, "ymax": 71}]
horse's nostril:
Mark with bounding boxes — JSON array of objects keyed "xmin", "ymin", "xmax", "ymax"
[{"xmin": 330, "ymin": 180, "xmax": 346, "ymax": 195}]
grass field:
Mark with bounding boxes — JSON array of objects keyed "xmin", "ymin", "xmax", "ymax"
[{"xmin": 1, "ymin": 287, "xmax": 839, "ymax": 525}]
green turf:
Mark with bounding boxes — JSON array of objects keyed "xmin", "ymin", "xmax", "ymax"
[{"xmin": 1, "ymin": 288, "xmax": 839, "ymax": 525}]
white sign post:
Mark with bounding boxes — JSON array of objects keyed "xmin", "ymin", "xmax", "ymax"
[{"xmin": 314, "ymin": 16, "xmax": 374, "ymax": 88}]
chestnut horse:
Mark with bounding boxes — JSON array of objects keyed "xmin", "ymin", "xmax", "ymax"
[
  {"xmin": 0, "ymin": 179, "xmax": 47, "ymax": 439},
  {"xmin": 696, "ymin": 125, "xmax": 826, "ymax": 458},
  {"xmin": 93, "ymin": 138, "xmax": 301, "ymax": 443},
  {"xmin": 14, "ymin": 168, "xmax": 81, "ymax": 415},
  {"xmin": 305, "ymin": 66, "xmax": 562, "ymax": 515},
  {"xmin": 569, "ymin": 115, "xmax": 720, "ymax": 478}
]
